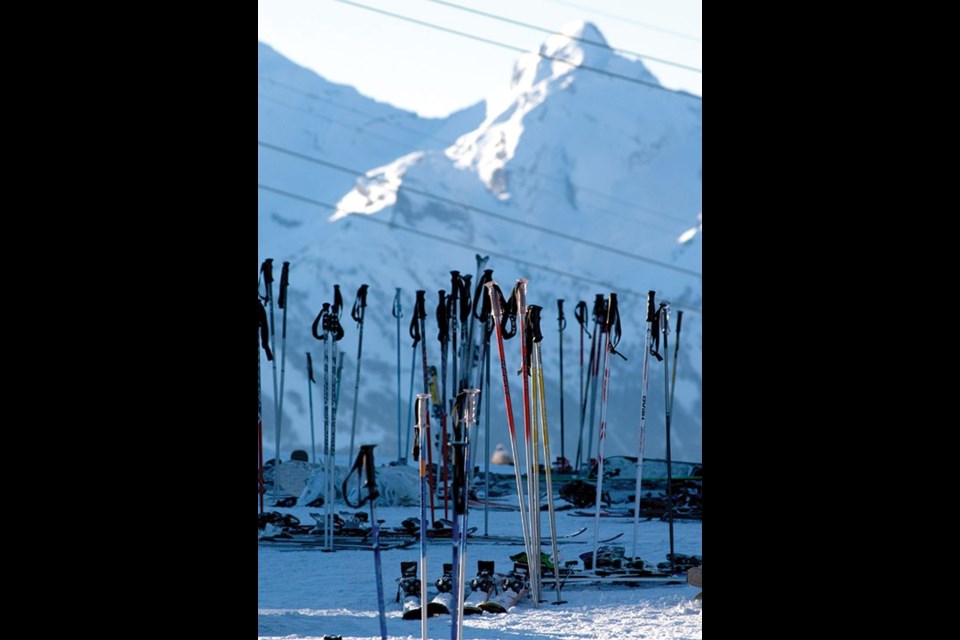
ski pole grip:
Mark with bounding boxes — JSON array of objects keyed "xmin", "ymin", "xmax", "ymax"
[
  {"xmin": 557, "ymin": 299, "xmax": 566, "ymax": 331},
  {"xmin": 311, "ymin": 303, "xmax": 330, "ymax": 340},
  {"xmin": 333, "ymin": 284, "xmax": 343, "ymax": 317},
  {"xmin": 676, "ymin": 310, "xmax": 683, "ymax": 334},
  {"xmin": 436, "ymin": 290, "xmax": 448, "ymax": 341},
  {"xmin": 646, "ymin": 291, "xmax": 656, "ymax": 323},
  {"xmin": 279, "ymin": 262, "xmax": 291, "ymax": 310},
  {"xmin": 260, "ymin": 258, "xmax": 274, "ymax": 284},
  {"xmin": 528, "ymin": 305, "xmax": 544, "ymax": 343},
  {"xmin": 460, "ymin": 275, "xmax": 472, "ymax": 323},
  {"xmin": 415, "ymin": 290, "xmax": 426, "ymax": 319},
  {"xmin": 392, "ymin": 288, "xmax": 402, "ymax": 319},
  {"xmin": 593, "ymin": 294, "xmax": 605, "ymax": 321},
  {"xmin": 351, "ymin": 284, "xmax": 369, "ymax": 324},
  {"xmin": 450, "ymin": 271, "xmax": 461, "ymax": 299},
  {"xmin": 361, "ymin": 444, "xmax": 378, "ymax": 493}
]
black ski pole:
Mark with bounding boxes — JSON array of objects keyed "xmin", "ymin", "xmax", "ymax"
[
  {"xmin": 258, "ymin": 298, "xmax": 274, "ymax": 514},
  {"xmin": 659, "ymin": 302, "xmax": 676, "ymax": 573},
  {"xmin": 307, "ymin": 352, "xmax": 316, "ymax": 463},
  {"xmin": 557, "ymin": 299, "xmax": 567, "ymax": 472},
  {"xmin": 393, "ymin": 288, "xmax": 405, "ymax": 464},
  {"xmin": 573, "ymin": 300, "xmax": 589, "ymax": 473},
  {"xmin": 276, "ymin": 261, "xmax": 290, "ymax": 469},
  {"xmin": 348, "ymin": 284, "xmax": 369, "ymax": 463}
]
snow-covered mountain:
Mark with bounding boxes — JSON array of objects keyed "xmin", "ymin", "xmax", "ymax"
[{"xmin": 257, "ymin": 23, "xmax": 702, "ymax": 466}]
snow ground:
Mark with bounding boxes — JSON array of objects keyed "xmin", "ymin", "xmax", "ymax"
[{"xmin": 258, "ymin": 503, "xmax": 702, "ymax": 639}]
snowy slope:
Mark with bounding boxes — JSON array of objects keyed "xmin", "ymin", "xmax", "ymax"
[{"xmin": 257, "ymin": 23, "xmax": 702, "ymax": 466}]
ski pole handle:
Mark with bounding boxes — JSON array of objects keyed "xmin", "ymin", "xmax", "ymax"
[
  {"xmin": 311, "ymin": 303, "xmax": 330, "ymax": 340},
  {"xmin": 646, "ymin": 291, "xmax": 656, "ymax": 323},
  {"xmin": 436, "ymin": 290, "xmax": 449, "ymax": 343},
  {"xmin": 473, "ymin": 269, "xmax": 494, "ymax": 321},
  {"xmin": 557, "ymin": 299, "xmax": 566, "ymax": 331},
  {"xmin": 528, "ymin": 305, "xmax": 544, "ymax": 343},
  {"xmin": 593, "ymin": 294, "xmax": 606, "ymax": 324},
  {"xmin": 351, "ymin": 284, "xmax": 369, "ymax": 324},
  {"xmin": 361, "ymin": 444, "xmax": 378, "ymax": 496},
  {"xmin": 574, "ymin": 300, "xmax": 590, "ymax": 338},
  {"xmin": 278, "ymin": 261, "xmax": 290, "ymax": 309},
  {"xmin": 392, "ymin": 288, "xmax": 403, "ymax": 319},
  {"xmin": 307, "ymin": 352, "xmax": 315, "ymax": 383},
  {"xmin": 260, "ymin": 258, "xmax": 274, "ymax": 284},
  {"xmin": 676, "ymin": 310, "xmax": 683, "ymax": 335},
  {"xmin": 459, "ymin": 275, "xmax": 472, "ymax": 324},
  {"xmin": 332, "ymin": 284, "xmax": 344, "ymax": 318},
  {"xmin": 258, "ymin": 300, "xmax": 274, "ymax": 360}
]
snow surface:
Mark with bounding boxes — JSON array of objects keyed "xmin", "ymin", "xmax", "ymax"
[
  {"xmin": 257, "ymin": 21, "xmax": 702, "ymax": 469},
  {"xmin": 258, "ymin": 504, "xmax": 701, "ymax": 639}
]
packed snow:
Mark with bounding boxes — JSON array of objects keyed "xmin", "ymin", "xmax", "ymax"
[{"xmin": 258, "ymin": 503, "xmax": 702, "ymax": 639}]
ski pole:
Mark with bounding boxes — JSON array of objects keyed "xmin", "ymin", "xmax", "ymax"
[
  {"xmin": 348, "ymin": 284, "xmax": 369, "ymax": 463},
  {"xmin": 260, "ymin": 259, "xmax": 280, "ymax": 493},
  {"xmin": 485, "ymin": 281, "xmax": 531, "ymax": 570},
  {"xmin": 592, "ymin": 294, "xmax": 626, "ymax": 573},
  {"xmin": 414, "ymin": 393, "xmax": 431, "ymax": 640},
  {"xmin": 514, "ymin": 279, "xmax": 540, "ymax": 607},
  {"xmin": 631, "ymin": 291, "xmax": 657, "ymax": 562},
  {"xmin": 530, "ymin": 305, "xmax": 565, "ymax": 604},
  {"xmin": 276, "ymin": 261, "xmax": 290, "ymax": 471},
  {"xmin": 393, "ymin": 288, "xmax": 404, "ymax": 464},
  {"xmin": 328, "ymin": 287, "xmax": 345, "ymax": 549},
  {"xmin": 258, "ymin": 298, "xmax": 274, "ymax": 514},
  {"xmin": 307, "ymin": 353, "xmax": 316, "ymax": 463},
  {"xmin": 342, "ymin": 444, "xmax": 387, "ymax": 640},
  {"xmin": 659, "ymin": 302, "xmax": 676, "ymax": 573},
  {"xmin": 585, "ymin": 294, "xmax": 605, "ymax": 472},
  {"xmin": 437, "ymin": 290, "xmax": 450, "ymax": 520},
  {"xmin": 411, "ymin": 291, "xmax": 435, "ymax": 521},
  {"xmin": 557, "ymin": 299, "xmax": 567, "ymax": 473},
  {"xmin": 573, "ymin": 300, "xmax": 589, "ymax": 473}
]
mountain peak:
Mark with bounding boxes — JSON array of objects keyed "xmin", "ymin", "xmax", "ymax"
[
  {"xmin": 541, "ymin": 20, "xmax": 612, "ymax": 66},
  {"xmin": 508, "ymin": 21, "xmax": 614, "ymax": 92}
]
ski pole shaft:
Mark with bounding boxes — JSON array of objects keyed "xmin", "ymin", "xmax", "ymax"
[
  {"xmin": 349, "ymin": 284, "xmax": 369, "ymax": 463},
  {"xmin": 414, "ymin": 394, "xmax": 431, "ymax": 640},
  {"xmin": 393, "ymin": 288, "xmax": 404, "ymax": 463},
  {"xmin": 557, "ymin": 299, "xmax": 566, "ymax": 471},
  {"xmin": 276, "ymin": 261, "xmax": 290, "ymax": 471},
  {"xmin": 632, "ymin": 291, "xmax": 656, "ymax": 561},
  {"xmin": 660, "ymin": 303, "xmax": 675, "ymax": 572}
]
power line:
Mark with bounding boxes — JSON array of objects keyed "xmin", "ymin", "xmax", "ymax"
[
  {"xmin": 258, "ymin": 140, "xmax": 702, "ymax": 278},
  {"xmin": 425, "ymin": 0, "xmax": 701, "ymax": 74},
  {"xmin": 332, "ymin": 0, "xmax": 701, "ymax": 101},
  {"xmin": 259, "ymin": 74, "xmax": 696, "ymax": 225},
  {"xmin": 257, "ymin": 182, "xmax": 702, "ymax": 314},
  {"xmin": 547, "ymin": 0, "xmax": 703, "ymax": 44}
]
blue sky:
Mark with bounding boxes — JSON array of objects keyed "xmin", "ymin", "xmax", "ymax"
[{"xmin": 257, "ymin": 0, "xmax": 702, "ymax": 118}]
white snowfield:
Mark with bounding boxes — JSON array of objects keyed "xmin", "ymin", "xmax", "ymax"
[{"xmin": 258, "ymin": 505, "xmax": 702, "ymax": 639}]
